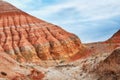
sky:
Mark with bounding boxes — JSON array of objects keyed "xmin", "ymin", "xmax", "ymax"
[{"xmin": 4, "ymin": 0, "xmax": 120, "ymax": 43}]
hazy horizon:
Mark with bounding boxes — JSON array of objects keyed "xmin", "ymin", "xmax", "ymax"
[{"xmin": 4, "ymin": 0, "xmax": 120, "ymax": 43}]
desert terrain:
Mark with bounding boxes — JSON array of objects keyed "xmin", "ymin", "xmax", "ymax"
[{"xmin": 0, "ymin": 1, "xmax": 120, "ymax": 80}]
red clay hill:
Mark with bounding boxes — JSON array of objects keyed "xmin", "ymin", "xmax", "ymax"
[
  {"xmin": 0, "ymin": 1, "xmax": 83, "ymax": 63},
  {"xmin": 106, "ymin": 30, "xmax": 120, "ymax": 43},
  {"xmin": 0, "ymin": 1, "xmax": 85, "ymax": 79},
  {"xmin": 0, "ymin": 1, "xmax": 120, "ymax": 80}
]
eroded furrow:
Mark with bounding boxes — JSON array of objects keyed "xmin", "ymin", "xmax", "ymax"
[{"xmin": 0, "ymin": 9, "xmax": 82, "ymax": 64}]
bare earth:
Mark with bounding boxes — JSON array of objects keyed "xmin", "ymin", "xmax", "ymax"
[{"xmin": 0, "ymin": 1, "xmax": 120, "ymax": 80}]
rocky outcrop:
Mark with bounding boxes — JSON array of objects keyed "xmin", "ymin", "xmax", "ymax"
[
  {"xmin": 0, "ymin": 1, "xmax": 82, "ymax": 63},
  {"xmin": 106, "ymin": 30, "xmax": 120, "ymax": 43},
  {"xmin": 0, "ymin": 51, "xmax": 44, "ymax": 80},
  {"xmin": 94, "ymin": 48, "xmax": 120, "ymax": 80}
]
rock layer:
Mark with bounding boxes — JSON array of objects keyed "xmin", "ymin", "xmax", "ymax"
[{"xmin": 0, "ymin": 1, "xmax": 82, "ymax": 63}]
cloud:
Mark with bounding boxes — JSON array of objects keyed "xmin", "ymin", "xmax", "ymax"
[
  {"xmin": 29, "ymin": 2, "xmax": 75, "ymax": 17},
  {"xmin": 5, "ymin": 0, "xmax": 120, "ymax": 22},
  {"xmin": 4, "ymin": 0, "xmax": 42, "ymax": 10},
  {"xmin": 27, "ymin": 0, "xmax": 120, "ymax": 21},
  {"xmin": 4, "ymin": 0, "xmax": 120, "ymax": 43}
]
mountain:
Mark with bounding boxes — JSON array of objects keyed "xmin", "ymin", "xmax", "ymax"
[
  {"xmin": 0, "ymin": 1, "xmax": 87, "ymax": 79},
  {"xmin": 106, "ymin": 30, "xmax": 120, "ymax": 43},
  {"xmin": 85, "ymin": 30, "xmax": 120, "ymax": 55},
  {"xmin": 0, "ymin": 1, "xmax": 83, "ymax": 64},
  {"xmin": 1, "ymin": 1, "xmax": 119, "ymax": 80}
]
